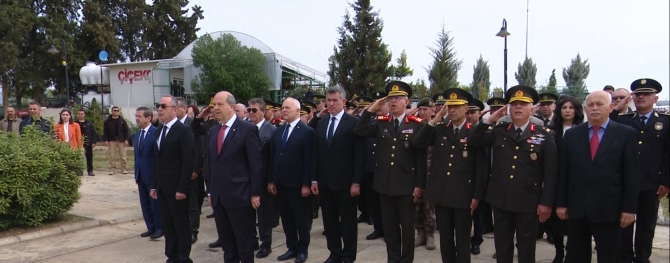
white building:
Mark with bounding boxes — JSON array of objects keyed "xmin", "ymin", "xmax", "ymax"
[{"xmin": 79, "ymin": 30, "xmax": 326, "ymax": 119}]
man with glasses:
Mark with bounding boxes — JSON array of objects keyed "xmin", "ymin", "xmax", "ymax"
[
  {"xmin": 611, "ymin": 88, "xmax": 634, "ymax": 114},
  {"xmin": 103, "ymin": 106, "xmax": 129, "ymax": 175}
]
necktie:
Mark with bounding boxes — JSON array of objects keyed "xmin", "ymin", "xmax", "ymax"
[
  {"xmin": 138, "ymin": 130, "xmax": 145, "ymax": 148},
  {"xmin": 454, "ymin": 128, "xmax": 460, "ymax": 135},
  {"xmin": 516, "ymin": 128, "xmax": 523, "ymax": 140},
  {"xmin": 590, "ymin": 126, "xmax": 600, "ymax": 160},
  {"xmin": 544, "ymin": 118, "xmax": 550, "ymax": 127},
  {"xmin": 159, "ymin": 125, "xmax": 167, "ymax": 149},
  {"xmin": 217, "ymin": 124, "xmax": 227, "ymax": 154},
  {"xmin": 281, "ymin": 124, "xmax": 290, "ymax": 150},
  {"xmin": 640, "ymin": 116, "xmax": 647, "ymax": 127},
  {"xmin": 394, "ymin": 119, "xmax": 400, "ymax": 133},
  {"xmin": 327, "ymin": 117, "xmax": 336, "ymax": 146}
]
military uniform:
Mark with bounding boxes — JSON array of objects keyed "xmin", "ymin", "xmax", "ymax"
[
  {"xmin": 355, "ymin": 81, "xmax": 427, "ymax": 263},
  {"xmin": 469, "ymin": 85, "xmax": 558, "ymax": 263},
  {"xmin": 611, "ymin": 79, "xmax": 669, "ymax": 263},
  {"xmin": 412, "ymin": 97, "xmax": 437, "ymax": 250},
  {"xmin": 414, "ymin": 88, "xmax": 487, "ymax": 263}
]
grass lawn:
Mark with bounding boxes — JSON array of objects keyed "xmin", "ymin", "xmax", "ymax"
[
  {"xmin": 661, "ymin": 197, "xmax": 669, "ymax": 219},
  {"xmin": 0, "ymin": 214, "xmax": 92, "ymax": 239},
  {"xmin": 91, "ymin": 147, "xmax": 135, "ymax": 170}
]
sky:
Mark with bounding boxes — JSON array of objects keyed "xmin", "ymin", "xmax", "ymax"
[{"xmin": 186, "ymin": 0, "xmax": 669, "ymax": 100}]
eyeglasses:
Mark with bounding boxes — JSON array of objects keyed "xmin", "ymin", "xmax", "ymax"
[
  {"xmin": 156, "ymin": 104, "xmax": 175, "ymax": 109},
  {"xmin": 612, "ymin": 96, "xmax": 626, "ymax": 100},
  {"xmin": 112, "ymin": 109, "xmax": 119, "ymax": 112},
  {"xmin": 246, "ymin": 108, "xmax": 260, "ymax": 113}
]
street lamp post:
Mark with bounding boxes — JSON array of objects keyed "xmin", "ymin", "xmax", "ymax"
[
  {"xmin": 496, "ymin": 19, "xmax": 511, "ymax": 93},
  {"xmin": 47, "ymin": 39, "xmax": 70, "ymax": 108}
]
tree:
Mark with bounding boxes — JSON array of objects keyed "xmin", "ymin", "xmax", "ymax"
[
  {"xmin": 562, "ymin": 54, "xmax": 590, "ymax": 100},
  {"xmin": 327, "ymin": 0, "xmax": 392, "ymax": 96},
  {"xmin": 538, "ymin": 69, "xmax": 559, "ymax": 94},
  {"xmin": 145, "ymin": 0, "xmax": 204, "ymax": 60},
  {"xmin": 515, "ymin": 57, "xmax": 537, "ymax": 87},
  {"xmin": 410, "ymin": 79, "xmax": 428, "ymax": 99},
  {"xmin": 471, "ymin": 55, "xmax": 490, "ymax": 101},
  {"xmin": 190, "ymin": 34, "xmax": 271, "ymax": 104},
  {"xmin": 390, "ymin": 49, "xmax": 414, "ymax": 80},
  {"xmin": 491, "ymin": 87, "xmax": 504, "ymax": 98},
  {"xmin": 79, "ymin": 0, "xmax": 122, "ymax": 63},
  {"xmin": 426, "ymin": 25, "xmax": 462, "ymax": 96},
  {"xmin": 0, "ymin": 0, "xmax": 34, "ymax": 112}
]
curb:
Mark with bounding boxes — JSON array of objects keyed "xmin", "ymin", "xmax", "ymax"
[{"xmin": 0, "ymin": 215, "xmax": 143, "ymax": 247}]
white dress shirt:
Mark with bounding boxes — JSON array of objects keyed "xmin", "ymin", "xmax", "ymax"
[
  {"xmin": 326, "ymin": 110, "xmax": 345, "ymax": 136},
  {"xmin": 220, "ymin": 114, "xmax": 238, "ymax": 142},
  {"xmin": 285, "ymin": 118, "xmax": 301, "ymax": 138},
  {"xmin": 63, "ymin": 122, "xmax": 70, "ymax": 142},
  {"xmin": 157, "ymin": 117, "xmax": 178, "ymax": 149},
  {"xmin": 255, "ymin": 119, "xmax": 265, "ymax": 130}
]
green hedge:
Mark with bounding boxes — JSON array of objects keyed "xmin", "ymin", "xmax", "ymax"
[{"xmin": 0, "ymin": 126, "xmax": 83, "ymax": 229}]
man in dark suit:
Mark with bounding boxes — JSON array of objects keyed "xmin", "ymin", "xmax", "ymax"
[
  {"xmin": 310, "ymin": 86, "xmax": 365, "ymax": 263},
  {"xmin": 556, "ymin": 90, "xmax": 639, "ymax": 263},
  {"xmin": 248, "ymin": 98, "xmax": 277, "ymax": 258},
  {"xmin": 469, "ymin": 85, "xmax": 558, "ymax": 263},
  {"xmin": 207, "ymin": 91, "xmax": 262, "ymax": 262},
  {"xmin": 363, "ymin": 91, "xmax": 388, "ymax": 241},
  {"xmin": 355, "ymin": 81, "xmax": 427, "ymax": 263},
  {"xmin": 268, "ymin": 98, "xmax": 315, "ymax": 263},
  {"xmin": 150, "ymin": 95, "xmax": 195, "ymax": 263},
  {"xmin": 176, "ymin": 97, "xmax": 204, "ymax": 244},
  {"xmin": 608, "ymin": 79, "xmax": 668, "ymax": 263},
  {"xmin": 413, "ymin": 89, "xmax": 487, "ymax": 263},
  {"xmin": 134, "ymin": 107, "xmax": 162, "ymax": 240}
]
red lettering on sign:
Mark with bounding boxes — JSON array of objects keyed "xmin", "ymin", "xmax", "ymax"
[{"xmin": 118, "ymin": 69, "xmax": 152, "ymax": 84}]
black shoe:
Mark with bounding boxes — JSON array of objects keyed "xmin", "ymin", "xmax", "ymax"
[
  {"xmin": 208, "ymin": 239, "xmax": 220, "ymax": 248},
  {"xmin": 471, "ymin": 245, "xmax": 481, "ymax": 255},
  {"xmin": 482, "ymin": 227, "xmax": 494, "ymax": 234},
  {"xmin": 366, "ymin": 230, "xmax": 384, "ymax": 240},
  {"xmin": 276, "ymin": 250, "xmax": 297, "ymax": 261},
  {"xmin": 191, "ymin": 233, "xmax": 198, "ymax": 244},
  {"xmin": 343, "ymin": 261, "xmax": 353, "ymax": 263},
  {"xmin": 312, "ymin": 211, "xmax": 319, "ymax": 219},
  {"xmin": 256, "ymin": 247, "xmax": 271, "ymax": 258},
  {"xmin": 149, "ymin": 231, "xmax": 163, "ymax": 239},
  {"xmin": 140, "ymin": 230, "xmax": 154, "ymax": 237},
  {"xmin": 295, "ymin": 252, "xmax": 308, "ymax": 263},
  {"xmin": 206, "ymin": 213, "xmax": 215, "ymax": 219},
  {"xmin": 254, "ymin": 242, "xmax": 260, "ymax": 251},
  {"xmin": 367, "ymin": 216, "xmax": 373, "ymax": 225},
  {"xmin": 324, "ymin": 259, "xmax": 341, "ymax": 263},
  {"xmin": 356, "ymin": 214, "xmax": 369, "ymax": 223},
  {"xmin": 88, "ymin": 171, "xmax": 95, "ymax": 176},
  {"xmin": 547, "ymin": 233, "xmax": 555, "ymax": 244},
  {"xmin": 272, "ymin": 221, "xmax": 279, "ymax": 228}
]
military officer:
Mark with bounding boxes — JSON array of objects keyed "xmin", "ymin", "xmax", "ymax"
[
  {"xmin": 469, "ymin": 85, "xmax": 558, "ymax": 263},
  {"xmin": 353, "ymin": 95, "xmax": 374, "ymax": 224},
  {"xmin": 536, "ymin": 93, "xmax": 559, "ymax": 127},
  {"xmin": 487, "ymin": 97, "xmax": 506, "ymax": 113},
  {"xmin": 433, "ymin": 94, "xmax": 448, "ymax": 119},
  {"xmin": 355, "ymin": 81, "xmax": 427, "ymax": 263},
  {"xmin": 413, "ymin": 89, "xmax": 487, "ymax": 263},
  {"xmin": 364, "ymin": 91, "xmax": 387, "ymax": 240},
  {"xmin": 467, "ymin": 98, "xmax": 493, "ymax": 255},
  {"xmin": 346, "ymin": 101, "xmax": 357, "ymax": 115},
  {"xmin": 412, "ymin": 97, "xmax": 437, "ymax": 250},
  {"xmin": 610, "ymin": 78, "xmax": 669, "ymax": 263}
]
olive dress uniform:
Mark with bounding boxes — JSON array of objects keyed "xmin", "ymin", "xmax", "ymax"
[
  {"xmin": 610, "ymin": 78, "xmax": 669, "ymax": 263},
  {"xmin": 412, "ymin": 88, "xmax": 487, "ymax": 263},
  {"xmin": 354, "ymin": 81, "xmax": 427, "ymax": 263},
  {"xmin": 469, "ymin": 85, "xmax": 558, "ymax": 263}
]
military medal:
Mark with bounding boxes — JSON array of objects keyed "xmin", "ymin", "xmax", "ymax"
[
  {"xmin": 655, "ymin": 122, "xmax": 663, "ymax": 130},
  {"xmin": 404, "ymin": 141, "xmax": 410, "ymax": 149},
  {"xmin": 462, "ymin": 150, "xmax": 468, "ymax": 158},
  {"xmin": 530, "ymin": 153, "xmax": 537, "ymax": 161}
]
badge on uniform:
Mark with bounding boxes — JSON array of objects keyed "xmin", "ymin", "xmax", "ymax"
[
  {"xmin": 460, "ymin": 137, "xmax": 467, "ymax": 143},
  {"xmin": 384, "ymin": 129, "xmax": 389, "ymax": 133},
  {"xmin": 530, "ymin": 153, "xmax": 537, "ymax": 161},
  {"xmin": 404, "ymin": 141, "xmax": 410, "ymax": 149},
  {"xmin": 655, "ymin": 122, "xmax": 663, "ymax": 130},
  {"xmin": 402, "ymin": 128, "xmax": 413, "ymax": 134},
  {"xmin": 462, "ymin": 150, "xmax": 468, "ymax": 158}
]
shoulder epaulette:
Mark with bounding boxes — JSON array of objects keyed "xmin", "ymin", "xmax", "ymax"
[
  {"xmin": 530, "ymin": 123, "xmax": 536, "ymax": 133},
  {"xmin": 660, "ymin": 112, "xmax": 669, "ymax": 116},
  {"xmin": 406, "ymin": 115, "xmax": 423, "ymax": 123},
  {"xmin": 621, "ymin": 112, "xmax": 635, "ymax": 116},
  {"xmin": 377, "ymin": 115, "xmax": 392, "ymax": 122}
]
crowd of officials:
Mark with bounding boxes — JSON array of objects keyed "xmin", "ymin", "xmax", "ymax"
[{"xmin": 2, "ymin": 77, "xmax": 667, "ymax": 263}]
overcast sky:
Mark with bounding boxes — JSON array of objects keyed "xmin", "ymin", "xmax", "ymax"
[{"xmin": 187, "ymin": 0, "xmax": 669, "ymax": 99}]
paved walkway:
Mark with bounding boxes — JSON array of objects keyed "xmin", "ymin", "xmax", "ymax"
[{"xmin": 0, "ymin": 171, "xmax": 668, "ymax": 263}]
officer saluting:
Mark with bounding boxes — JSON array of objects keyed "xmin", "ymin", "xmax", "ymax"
[
  {"xmin": 469, "ymin": 85, "xmax": 558, "ymax": 263},
  {"xmin": 610, "ymin": 78, "xmax": 669, "ymax": 263},
  {"xmin": 355, "ymin": 81, "xmax": 427, "ymax": 263},
  {"xmin": 413, "ymin": 88, "xmax": 487, "ymax": 263}
]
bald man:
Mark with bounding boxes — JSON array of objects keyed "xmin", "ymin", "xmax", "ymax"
[{"xmin": 235, "ymin": 103, "xmax": 249, "ymax": 121}]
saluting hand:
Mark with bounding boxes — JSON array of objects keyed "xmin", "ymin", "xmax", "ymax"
[
  {"xmin": 430, "ymin": 103, "xmax": 449, "ymax": 126},
  {"xmin": 487, "ymin": 105, "xmax": 508, "ymax": 123},
  {"xmin": 367, "ymin": 96, "xmax": 388, "ymax": 113}
]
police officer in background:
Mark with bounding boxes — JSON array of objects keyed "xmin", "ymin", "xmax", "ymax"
[
  {"xmin": 355, "ymin": 81, "xmax": 427, "ymax": 263},
  {"xmin": 469, "ymin": 85, "xmax": 558, "ymax": 263},
  {"xmin": 610, "ymin": 78, "xmax": 669, "ymax": 263}
]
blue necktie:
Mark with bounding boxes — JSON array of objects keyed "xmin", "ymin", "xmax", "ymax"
[
  {"xmin": 281, "ymin": 124, "xmax": 290, "ymax": 150},
  {"xmin": 139, "ymin": 130, "xmax": 145, "ymax": 149},
  {"xmin": 327, "ymin": 116, "xmax": 336, "ymax": 146}
]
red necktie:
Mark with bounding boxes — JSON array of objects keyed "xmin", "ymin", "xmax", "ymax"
[
  {"xmin": 217, "ymin": 124, "xmax": 227, "ymax": 154},
  {"xmin": 590, "ymin": 125, "xmax": 600, "ymax": 160}
]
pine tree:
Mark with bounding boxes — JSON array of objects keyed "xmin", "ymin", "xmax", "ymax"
[
  {"xmin": 145, "ymin": 0, "xmax": 204, "ymax": 60},
  {"xmin": 328, "ymin": 0, "xmax": 392, "ymax": 96},
  {"xmin": 515, "ymin": 57, "xmax": 537, "ymax": 87},
  {"xmin": 410, "ymin": 79, "xmax": 428, "ymax": 99},
  {"xmin": 0, "ymin": 0, "xmax": 34, "ymax": 110},
  {"xmin": 79, "ymin": 0, "xmax": 122, "ymax": 63},
  {"xmin": 391, "ymin": 49, "xmax": 414, "ymax": 80},
  {"xmin": 562, "ymin": 54, "xmax": 590, "ymax": 100},
  {"xmin": 426, "ymin": 26, "xmax": 462, "ymax": 96},
  {"xmin": 547, "ymin": 69, "xmax": 558, "ymax": 94},
  {"xmin": 471, "ymin": 55, "xmax": 491, "ymax": 101}
]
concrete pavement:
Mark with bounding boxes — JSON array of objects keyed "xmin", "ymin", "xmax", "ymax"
[{"xmin": 0, "ymin": 171, "xmax": 668, "ymax": 263}]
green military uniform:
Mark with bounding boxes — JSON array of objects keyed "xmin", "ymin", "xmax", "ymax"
[
  {"xmin": 469, "ymin": 85, "xmax": 558, "ymax": 263},
  {"xmin": 355, "ymin": 81, "xmax": 427, "ymax": 263},
  {"xmin": 611, "ymin": 79, "xmax": 669, "ymax": 263},
  {"xmin": 413, "ymin": 89, "xmax": 487, "ymax": 263},
  {"xmin": 412, "ymin": 97, "xmax": 437, "ymax": 250}
]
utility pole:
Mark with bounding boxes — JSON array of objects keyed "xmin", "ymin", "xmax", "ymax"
[{"xmin": 525, "ymin": 0, "xmax": 529, "ymax": 58}]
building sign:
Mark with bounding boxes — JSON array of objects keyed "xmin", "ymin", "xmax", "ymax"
[
  {"xmin": 18, "ymin": 110, "xmax": 29, "ymax": 118},
  {"xmin": 118, "ymin": 69, "xmax": 152, "ymax": 84}
]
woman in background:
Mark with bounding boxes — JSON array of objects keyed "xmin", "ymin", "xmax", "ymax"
[
  {"xmin": 54, "ymin": 108, "xmax": 83, "ymax": 150},
  {"xmin": 547, "ymin": 95, "xmax": 585, "ymax": 263}
]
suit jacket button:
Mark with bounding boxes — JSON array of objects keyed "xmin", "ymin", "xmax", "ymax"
[
  {"xmin": 447, "ymin": 172, "xmax": 450, "ymax": 176},
  {"xmin": 638, "ymin": 141, "xmax": 642, "ymax": 145},
  {"xmin": 391, "ymin": 154, "xmax": 394, "ymax": 158},
  {"xmin": 510, "ymin": 175, "xmax": 514, "ymax": 179},
  {"xmin": 391, "ymin": 162, "xmax": 394, "ymax": 166}
]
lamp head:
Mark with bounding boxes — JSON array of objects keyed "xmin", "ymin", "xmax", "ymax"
[
  {"xmin": 496, "ymin": 27, "xmax": 510, "ymax": 37},
  {"xmin": 47, "ymin": 45, "xmax": 59, "ymax": 54}
]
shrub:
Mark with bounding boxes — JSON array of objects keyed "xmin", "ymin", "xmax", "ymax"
[{"xmin": 0, "ymin": 126, "xmax": 83, "ymax": 229}]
